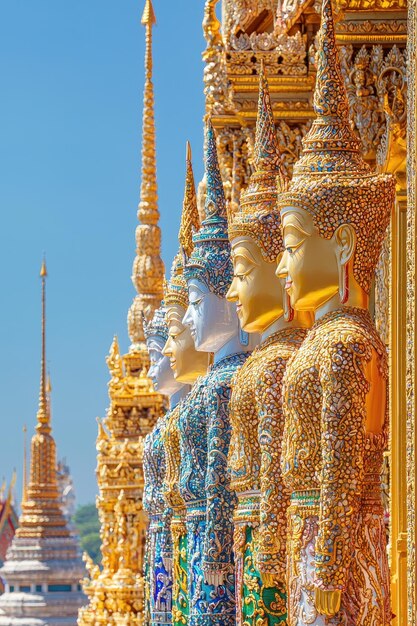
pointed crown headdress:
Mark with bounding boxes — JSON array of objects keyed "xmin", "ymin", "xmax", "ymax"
[
  {"xmin": 143, "ymin": 304, "xmax": 169, "ymax": 343},
  {"xmin": 184, "ymin": 120, "xmax": 233, "ymax": 297},
  {"xmin": 228, "ymin": 63, "xmax": 288, "ymax": 262},
  {"xmin": 277, "ymin": 0, "xmax": 395, "ymax": 294},
  {"xmin": 164, "ymin": 142, "xmax": 201, "ymax": 309}
]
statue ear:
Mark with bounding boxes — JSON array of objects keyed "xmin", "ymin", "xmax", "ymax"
[
  {"xmin": 334, "ymin": 223, "xmax": 356, "ymax": 267},
  {"xmin": 334, "ymin": 224, "xmax": 356, "ymax": 304}
]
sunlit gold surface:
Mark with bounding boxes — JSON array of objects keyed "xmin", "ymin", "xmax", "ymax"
[
  {"xmin": 228, "ymin": 238, "xmax": 283, "ymax": 333},
  {"xmin": 77, "ymin": 0, "xmax": 414, "ymax": 621},
  {"xmin": 277, "ymin": 0, "xmax": 393, "ymax": 620},
  {"xmin": 79, "ymin": 2, "xmax": 165, "ymax": 624},
  {"xmin": 163, "ymin": 304, "xmax": 210, "ymax": 384},
  {"xmin": 17, "ymin": 261, "xmax": 71, "ymax": 541}
]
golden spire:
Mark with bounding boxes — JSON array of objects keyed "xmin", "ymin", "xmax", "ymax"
[
  {"xmin": 128, "ymin": 0, "xmax": 164, "ymax": 346},
  {"xmin": 178, "ymin": 142, "xmax": 200, "ymax": 258},
  {"xmin": 16, "ymin": 260, "xmax": 70, "ymax": 540},
  {"xmin": 139, "ymin": 0, "xmax": 158, "ymax": 225},
  {"xmin": 22, "ymin": 425, "xmax": 27, "ymax": 504},
  {"xmin": 37, "ymin": 259, "xmax": 50, "ymax": 431}
]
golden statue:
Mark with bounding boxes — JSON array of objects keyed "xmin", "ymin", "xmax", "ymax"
[
  {"xmin": 276, "ymin": 0, "xmax": 395, "ymax": 621},
  {"xmin": 162, "ymin": 143, "xmax": 211, "ymax": 626},
  {"xmin": 226, "ymin": 64, "xmax": 311, "ymax": 625}
]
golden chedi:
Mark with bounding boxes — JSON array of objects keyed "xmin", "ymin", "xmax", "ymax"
[
  {"xmin": 276, "ymin": 0, "xmax": 395, "ymax": 621},
  {"xmin": 226, "ymin": 64, "xmax": 311, "ymax": 625},
  {"xmin": 162, "ymin": 143, "xmax": 210, "ymax": 626}
]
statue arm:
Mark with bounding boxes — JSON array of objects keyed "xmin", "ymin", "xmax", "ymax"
[
  {"xmin": 315, "ymin": 336, "xmax": 370, "ymax": 594},
  {"xmin": 256, "ymin": 357, "xmax": 289, "ymax": 585},
  {"xmin": 203, "ymin": 381, "xmax": 236, "ymax": 585}
]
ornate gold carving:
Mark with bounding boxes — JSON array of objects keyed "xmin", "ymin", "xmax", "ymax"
[
  {"xmin": 128, "ymin": 0, "xmax": 164, "ymax": 348},
  {"xmin": 203, "ymin": 0, "xmax": 232, "ymax": 115},
  {"xmin": 406, "ymin": 1, "xmax": 416, "ymax": 621},
  {"xmin": 336, "ymin": 0, "xmax": 406, "ymax": 9},
  {"xmin": 227, "ymin": 32, "xmax": 307, "ymax": 76},
  {"xmin": 339, "ymin": 44, "xmax": 406, "ymax": 161},
  {"xmin": 336, "ymin": 18, "xmax": 407, "ymax": 38},
  {"xmin": 79, "ymin": 2, "xmax": 166, "ymax": 624},
  {"xmin": 222, "ymin": 0, "xmax": 277, "ymax": 42}
]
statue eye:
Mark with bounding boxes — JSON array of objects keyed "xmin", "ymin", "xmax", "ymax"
[{"xmin": 286, "ymin": 247, "xmax": 294, "ymax": 255}]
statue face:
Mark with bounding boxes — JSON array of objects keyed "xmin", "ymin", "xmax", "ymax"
[
  {"xmin": 227, "ymin": 236, "xmax": 284, "ymax": 333},
  {"xmin": 183, "ymin": 279, "xmax": 239, "ymax": 353},
  {"xmin": 163, "ymin": 304, "xmax": 208, "ymax": 384},
  {"xmin": 146, "ymin": 335, "xmax": 182, "ymax": 397},
  {"xmin": 277, "ymin": 207, "xmax": 339, "ymax": 311}
]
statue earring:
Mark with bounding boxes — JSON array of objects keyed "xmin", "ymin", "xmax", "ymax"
[
  {"xmin": 284, "ymin": 291, "xmax": 294, "ymax": 323},
  {"xmin": 340, "ymin": 262, "xmax": 349, "ymax": 304}
]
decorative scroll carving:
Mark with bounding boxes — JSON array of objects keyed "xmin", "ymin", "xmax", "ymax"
[
  {"xmin": 336, "ymin": 0, "xmax": 406, "ymax": 9},
  {"xmin": 338, "ymin": 44, "xmax": 406, "ymax": 159},
  {"xmin": 203, "ymin": 0, "xmax": 233, "ymax": 114},
  {"xmin": 227, "ymin": 32, "xmax": 307, "ymax": 76},
  {"xmin": 336, "ymin": 19, "xmax": 407, "ymax": 37},
  {"xmin": 222, "ymin": 0, "xmax": 277, "ymax": 41}
]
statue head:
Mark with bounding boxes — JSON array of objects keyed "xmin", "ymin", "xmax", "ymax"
[
  {"xmin": 145, "ymin": 306, "xmax": 183, "ymax": 396},
  {"xmin": 162, "ymin": 143, "xmax": 210, "ymax": 382},
  {"xmin": 276, "ymin": 0, "xmax": 395, "ymax": 313},
  {"xmin": 226, "ymin": 63, "xmax": 290, "ymax": 333},
  {"xmin": 183, "ymin": 121, "xmax": 247, "ymax": 353}
]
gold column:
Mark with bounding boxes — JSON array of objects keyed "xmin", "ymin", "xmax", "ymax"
[
  {"xmin": 406, "ymin": 3, "xmax": 417, "ymax": 622},
  {"xmin": 389, "ymin": 193, "xmax": 408, "ymax": 625}
]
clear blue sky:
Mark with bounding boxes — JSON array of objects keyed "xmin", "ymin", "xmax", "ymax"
[{"xmin": 0, "ymin": 1, "xmax": 207, "ymax": 506}]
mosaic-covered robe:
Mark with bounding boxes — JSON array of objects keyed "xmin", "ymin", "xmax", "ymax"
[
  {"xmin": 144, "ymin": 415, "xmax": 173, "ymax": 626},
  {"xmin": 229, "ymin": 328, "xmax": 307, "ymax": 626},
  {"xmin": 281, "ymin": 307, "xmax": 391, "ymax": 625},
  {"xmin": 178, "ymin": 353, "xmax": 248, "ymax": 626},
  {"xmin": 164, "ymin": 402, "xmax": 190, "ymax": 626}
]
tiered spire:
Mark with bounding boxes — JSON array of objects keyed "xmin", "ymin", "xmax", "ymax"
[
  {"xmin": 36, "ymin": 259, "xmax": 50, "ymax": 430},
  {"xmin": 128, "ymin": 0, "xmax": 164, "ymax": 349},
  {"xmin": 16, "ymin": 260, "xmax": 69, "ymax": 540},
  {"xmin": 0, "ymin": 262, "xmax": 85, "ymax": 622},
  {"xmin": 139, "ymin": 0, "xmax": 158, "ymax": 224},
  {"xmin": 79, "ymin": 3, "xmax": 167, "ymax": 624}
]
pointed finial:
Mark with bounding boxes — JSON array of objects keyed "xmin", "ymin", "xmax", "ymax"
[
  {"xmin": 289, "ymin": 0, "xmax": 364, "ymax": 176},
  {"xmin": 313, "ymin": 0, "xmax": 349, "ymax": 121},
  {"xmin": 37, "ymin": 257, "xmax": 50, "ymax": 430},
  {"xmin": 178, "ymin": 141, "xmax": 200, "ymax": 257},
  {"xmin": 22, "ymin": 425, "xmax": 28, "ymax": 504},
  {"xmin": 40, "ymin": 258, "xmax": 47, "ymax": 278},
  {"xmin": 254, "ymin": 61, "xmax": 282, "ymax": 173},
  {"xmin": 141, "ymin": 0, "xmax": 156, "ymax": 26},
  {"xmin": 204, "ymin": 120, "xmax": 227, "ymax": 222},
  {"xmin": 107, "ymin": 335, "xmax": 123, "ymax": 379},
  {"xmin": 138, "ymin": 0, "xmax": 159, "ymax": 225}
]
